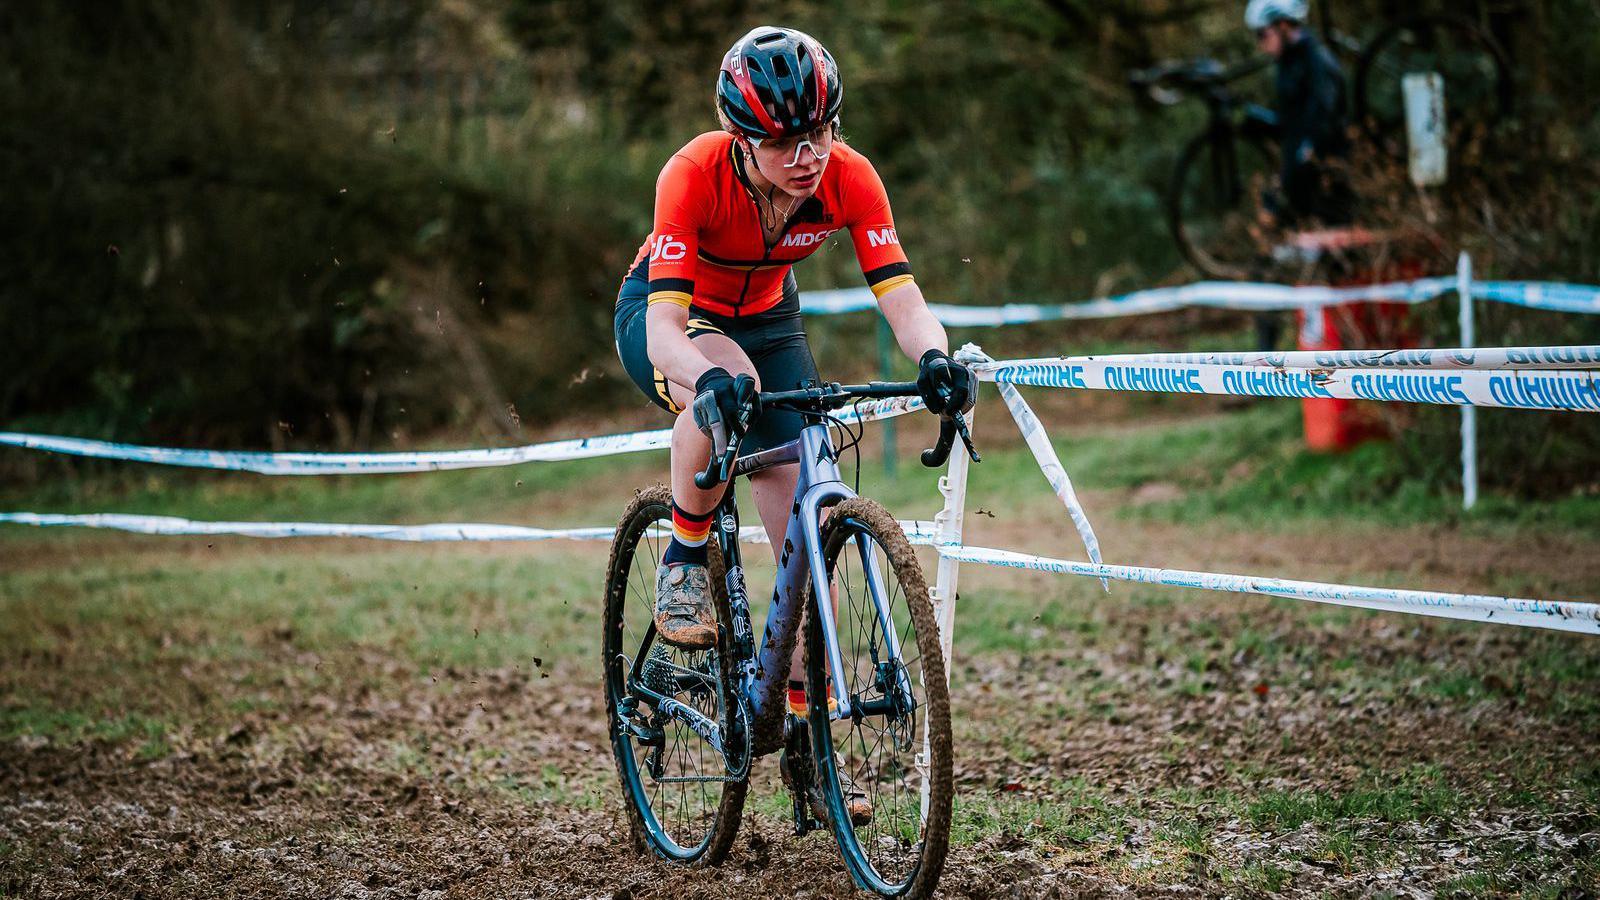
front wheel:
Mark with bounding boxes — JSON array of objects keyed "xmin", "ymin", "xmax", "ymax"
[
  {"xmin": 804, "ymin": 499, "xmax": 952, "ymax": 898},
  {"xmin": 1167, "ymin": 127, "xmax": 1280, "ymax": 280},
  {"xmin": 602, "ymin": 485, "xmax": 747, "ymax": 865}
]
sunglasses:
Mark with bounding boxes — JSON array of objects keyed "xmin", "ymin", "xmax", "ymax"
[{"xmin": 748, "ymin": 123, "xmax": 836, "ymax": 168}]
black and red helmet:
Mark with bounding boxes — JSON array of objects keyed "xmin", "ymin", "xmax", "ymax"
[{"xmin": 716, "ymin": 27, "xmax": 842, "ymax": 140}]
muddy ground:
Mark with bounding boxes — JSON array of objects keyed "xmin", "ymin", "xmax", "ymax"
[{"xmin": 3, "ymin": 496, "xmax": 1598, "ymax": 898}]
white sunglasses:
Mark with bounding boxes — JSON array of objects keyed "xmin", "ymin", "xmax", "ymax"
[{"xmin": 748, "ymin": 123, "xmax": 836, "ymax": 168}]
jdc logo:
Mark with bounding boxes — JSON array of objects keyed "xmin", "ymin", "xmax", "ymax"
[
  {"xmin": 780, "ymin": 229, "xmax": 836, "ymax": 249},
  {"xmin": 651, "ymin": 234, "xmax": 687, "ymax": 261}
]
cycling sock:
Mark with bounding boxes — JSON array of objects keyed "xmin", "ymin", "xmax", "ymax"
[
  {"xmin": 663, "ymin": 503, "xmax": 713, "ymax": 567},
  {"xmin": 788, "ymin": 680, "xmax": 808, "ymax": 716},
  {"xmin": 787, "ymin": 679, "xmax": 838, "ymax": 716}
]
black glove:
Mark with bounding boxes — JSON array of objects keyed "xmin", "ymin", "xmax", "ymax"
[
  {"xmin": 917, "ymin": 349, "xmax": 975, "ymax": 416},
  {"xmin": 692, "ymin": 367, "xmax": 759, "ymax": 448}
]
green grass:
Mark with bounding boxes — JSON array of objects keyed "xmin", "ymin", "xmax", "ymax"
[{"xmin": 7, "ymin": 399, "xmax": 1600, "ymax": 547}]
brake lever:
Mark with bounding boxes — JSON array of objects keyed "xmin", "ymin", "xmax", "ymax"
[
  {"xmin": 949, "ymin": 410, "xmax": 981, "ymax": 463},
  {"xmin": 694, "ymin": 444, "xmax": 737, "ymax": 490}
]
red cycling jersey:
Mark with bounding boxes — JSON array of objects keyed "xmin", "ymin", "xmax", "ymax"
[{"xmin": 631, "ymin": 131, "xmax": 913, "ymax": 318}]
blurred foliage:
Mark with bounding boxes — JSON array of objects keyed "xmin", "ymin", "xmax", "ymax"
[{"xmin": 0, "ymin": 0, "xmax": 1595, "ymax": 496}]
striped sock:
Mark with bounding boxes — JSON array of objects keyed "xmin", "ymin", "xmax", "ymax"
[{"xmin": 662, "ymin": 503, "xmax": 713, "ymax": 566}]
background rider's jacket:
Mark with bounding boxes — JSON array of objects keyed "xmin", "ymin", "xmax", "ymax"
[{"xmin": 1275, "ymin": 32, "xmax": 1352, "ymax": 225}]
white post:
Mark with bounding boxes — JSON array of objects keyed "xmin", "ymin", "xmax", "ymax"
[
  {"xmin": 1458, "ymin": 251, "xmax": 1478, "ymax": 511},
  {"xmin": 1403, "ymin": 72, "xmax": 1448, "ymax": 188},
  {"xmin": 918, "ymin": 344, "xmax": 979, "ymax": 822}
]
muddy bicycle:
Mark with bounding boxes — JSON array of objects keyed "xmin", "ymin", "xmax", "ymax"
[{"xmin": 602, "ymin": 380, "xmax": 978, "ymax": 898}]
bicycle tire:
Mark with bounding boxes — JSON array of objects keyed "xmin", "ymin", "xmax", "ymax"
[
  {"xmin": 602, "ymin": 485, "xmax": 747, "ymax": 865},
  {"xmin": 803, "ymin": 498, "xmax": 952, "ymax": 898},
  {"xmin": 1354, "ymin": 14, "xmax": 1513, "ymax": 155},
  {"xmin": 1167, "ymin": 127, "xmax": 1279, "ymax": 280}
]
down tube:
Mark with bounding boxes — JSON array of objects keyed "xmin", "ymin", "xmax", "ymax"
[{"xmin": 750, "ymin": 429, "xmax": 856, "ymax": 723}]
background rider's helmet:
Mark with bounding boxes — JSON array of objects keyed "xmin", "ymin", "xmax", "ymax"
[
  {"xmin": 1244, "ymin": 0, "xmax": 1309, "ymax": 30},
  {"xmin": 715, "ymin": 26, "xmax": 842, "ymax": 140}
]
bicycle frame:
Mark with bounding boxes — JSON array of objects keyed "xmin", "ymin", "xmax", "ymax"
[{"xmin": 716, "ymin": 422, "xmax": 907, "ymax": 725}]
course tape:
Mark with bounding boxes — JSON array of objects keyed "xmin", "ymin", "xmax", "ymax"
[
  {"xmin": 958, "ymin": 344, "xmax": 1108, "ymax": 589},
  {"xmin": 1472, "ymin": 281, "xmax": 1600, "ymax": 315},
  {"xmin": 799, "ymin": 276, "xmax": 1600, "ymax": 324},
  {"xmin": 979, "ymin": 358, "xmax": 1600, "ymax": 412},
  {"xmin": 0, "ymin": 395, "xmax": 925, "ymax": 475},
  {"xmin": 0, "ymin": 512, "xmax": 940, "ymax": 547},
  {"xmin": 1095, "ymin": 345, "xmax": 1600, "ymax": 371},
  {"xmin": 939, "ymin": 545, "xmax": 1600, "ymax": 635}
]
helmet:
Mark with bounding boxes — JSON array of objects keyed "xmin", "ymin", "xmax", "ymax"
[
  {"xmin": 716, "ymin": 26, "xmax": 842, "ymax": 140},
  {"xmin": 1245, "ymin": 0, "xmax": 1308, "ymax": 30}
]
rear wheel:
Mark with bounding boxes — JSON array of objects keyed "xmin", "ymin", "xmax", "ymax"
[
  {"xmin": 804, "ymin": 499, "xmax": 951, "ymax": 898},
  {"xmin": 1355, "ymin": 14, "xmax": 1512, "ymax": 156},
  {"xmin": 602, "ymin": 485, "xmax": 746, "ymax": 864}
]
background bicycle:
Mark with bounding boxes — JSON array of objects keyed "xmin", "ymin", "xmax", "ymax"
[{"xmin": 1131, "ymin": 3, "xmax": 1513, "ymax": 279}]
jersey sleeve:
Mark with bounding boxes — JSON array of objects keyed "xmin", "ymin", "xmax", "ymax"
[
  {"xmin": 842, "ymin": 153, "xmax": 914, "ymax": 300},
  {"xmin": 646, "ymin": 155, "xmax": 713, "ymax": 309}
]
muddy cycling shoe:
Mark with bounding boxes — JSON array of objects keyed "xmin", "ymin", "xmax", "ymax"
[
  {"xmin": 781, "ymin": 749, "xmax": 874, "ymax": 828},
  {"xmin": 653, "ymin": 563, "xmax": 717, "ymax": 650}
]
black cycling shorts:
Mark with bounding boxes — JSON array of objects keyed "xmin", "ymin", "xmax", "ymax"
[{"xmin": 615, "ymin": 261, "xmax": 819, "ymax": 455}]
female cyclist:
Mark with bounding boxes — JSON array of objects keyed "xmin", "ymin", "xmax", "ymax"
[{"xmin": 613, "ymin": 25, "xmax": 972, "ymax": 707}]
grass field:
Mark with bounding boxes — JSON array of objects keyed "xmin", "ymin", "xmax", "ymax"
[{"xmin": 3, "ymin": 401, "xmax": 1598, "ymax": 897}]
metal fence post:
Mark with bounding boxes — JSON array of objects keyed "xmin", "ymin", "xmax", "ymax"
[
  {"xmin": 1458, "ymin": 251, "xmax": 1478, "ymax": 511},
  {"xmin": 877, "ymin": 315, "xmax": 897, "ymax": 478},
  {"xmin": 919, "ymin": 347, "xmax": 977, "ymax": 822}
]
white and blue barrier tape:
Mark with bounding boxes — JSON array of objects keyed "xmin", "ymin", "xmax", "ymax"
[
  {"xmin": 0, "ymin": 511, "xmax": 939, "ymax": 547},
  {"xmin": 939, "ymin": 546, "xmax": 1600, "ymax": 635},
  {"xmin": 979, "ymin": 358, "xmax": 1600, "ymax": 412},
  {"xmin": 0, "ymin": 395, "xmax": 925, "ymax": 475},
  {"xmin": 1095, "ymin": 345, "xmax": 1600, "ymax": 371},
  {"xmin": 1473, "ymin": 281, "xmax": 1600, "ymax": 315},
  {"xmin": 800, "ymin": 276, "xmax": 1600, "ymax": 324}
]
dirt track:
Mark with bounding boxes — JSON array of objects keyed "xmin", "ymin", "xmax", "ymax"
[{"xmin": 3, "ymin": 512, "xmax": 1598, "ymax": 897}]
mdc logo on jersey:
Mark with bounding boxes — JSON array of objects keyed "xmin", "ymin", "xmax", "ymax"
[
  {"xmin": 780, "ymin": 228, "xmax": 837, "ymax": 249},
  {"xmin": 866, "ymin": 227, "xmax": 899, "ymax": 247}
]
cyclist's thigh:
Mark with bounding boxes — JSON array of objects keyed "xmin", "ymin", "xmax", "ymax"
[
  {"xmin": 614, "ymin": 266, "xmax": 684, "ymax": 415},
  {"xmin": 741, "ymin": 322, "xmax": 819, "ymax": 454}
]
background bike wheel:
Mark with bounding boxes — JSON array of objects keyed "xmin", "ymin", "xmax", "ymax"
[
  {"xmin": 1168, "ymin": 129, "xmax": 1279, "ymax": 280},
  {"xmin": 1355, "ymin": 14, "xmax": 1512, "ymax": 156},
  {"xmin": 602, "ymin": 485, "xmax": 746, "ymax": 864},
  {"xmin": 804, "ymin": 499, "xmax": 951, "ymax": 899}
]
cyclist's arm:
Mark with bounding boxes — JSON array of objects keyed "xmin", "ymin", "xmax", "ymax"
[
  {"xmin": 878, "ymin": 280, "xmax": 949, "ymax": 361},
  {"xmin": 842, "ymin": 152, "xmax": 948, "ymax": 361},
  {"xmin": 644, "ymin": 155, "xmax": 721, "ymax": 390},
  {"xmin": 647, "ymin": 302, "xmax": 716, "ymax": 390}
]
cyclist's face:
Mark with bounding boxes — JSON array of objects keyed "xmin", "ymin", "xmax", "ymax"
[
  {"xmin": 1256, "ymin": 23, "xmax": 1285, "ymax": 58},
  {"xmin": 745, "ymin": 125, "xmax": 833, "ymax": 196}
]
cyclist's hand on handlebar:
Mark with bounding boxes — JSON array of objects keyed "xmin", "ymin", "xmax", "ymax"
[
  {"xmin": 916, "ymin": 350, "xmax": 976, "ymax": 417},
  {"xmin": 692, "ymin": 368, "xmax": 759, "ymax": 450}
]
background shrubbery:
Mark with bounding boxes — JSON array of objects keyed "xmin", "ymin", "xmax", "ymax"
[{"xmin": 1, "ymin": 1, "xmax": 1596, "ymax": 491}]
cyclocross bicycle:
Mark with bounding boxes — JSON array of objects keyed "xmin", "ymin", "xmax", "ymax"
[{"xmin": 602, "ymin": 380, "xmax": 978, "ymax": 898}]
